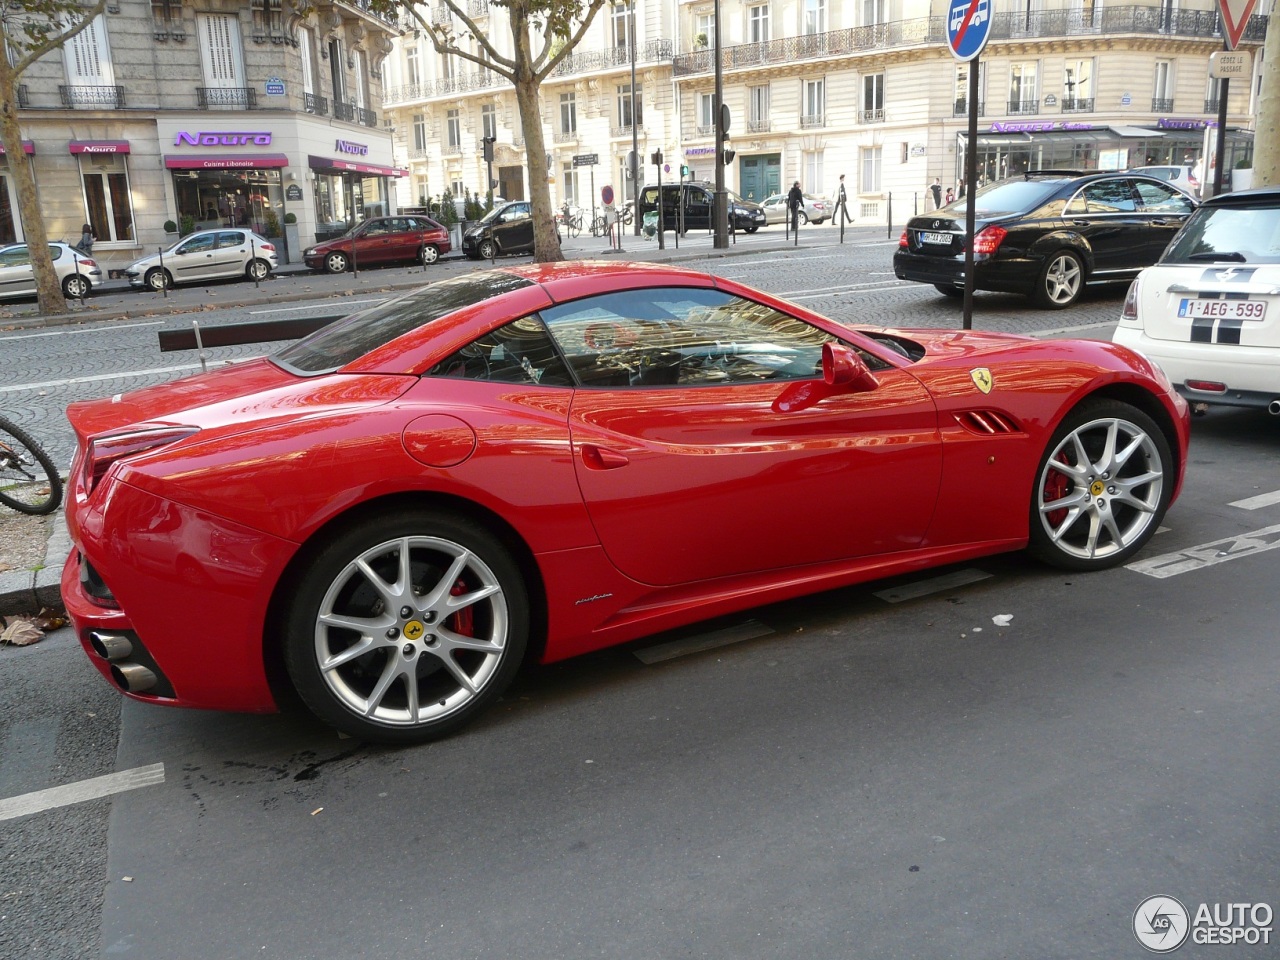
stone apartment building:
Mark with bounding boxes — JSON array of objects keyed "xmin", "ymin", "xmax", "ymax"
[
  {"xmin": 382, "ymin": 0, "xmax": 1267, "ymax": 222},
  {"xmin": 5, "ymin": 0, "xmax": 402, "ymax": 269}
]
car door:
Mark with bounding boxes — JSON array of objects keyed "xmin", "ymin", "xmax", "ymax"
[
  {"xmin": 0, "ymin": 245, "xmax": 35, "ymax": 298},
  {"xmin": 684, "ymin": 188, "xmax": 712, "ymax": 230},
  {"xmin": 493, "ymin": 203, "xmax": 532, "ymax": 253},
  {"xmin": 1062, "ymin": 178, "xmax": 1144, "ymax": 277},
  {"xmin": 213, "ymin": 231, "xmax": 248, "ymax": 277},
  {"xmin": 351, "ymin": 219, "xmax": 391, "ymax": 264},
  {"xmin": 541, "ymin": 285, "xmax": 943, "ymax": 587},
  {"xmin": 1132, "ymin": 179, "xmax": 1196, "ymax": 263},
  {"xmin": 169, "ymin": 233, "xmax": 218, "ymax": 283},
  {"xmin": 382, "ymin": 217, "xmax": 417, "ymax": 261}
]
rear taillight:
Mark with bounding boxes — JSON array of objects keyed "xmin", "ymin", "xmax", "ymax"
[
  {"xmin": 969, "ymin": 225, "xmax": 1007, "ymax": 256},
  {"xmin": 84, "ymin": 426, "xmax": 198, "ymax": 494},
  {"xmin": 898, "ymin": 230, "xmax": 908, "ymax": 248},
  {"xmin": 77, "ymin": 258, "xmax": 97, "ymax": 268},
  {"xmin": 258, "ymin": 243, "xmax": 276, "ymax": 253},
  {"xmin": 1120, "ymin": 280, "xmax": 1140, "ymax": 325}
]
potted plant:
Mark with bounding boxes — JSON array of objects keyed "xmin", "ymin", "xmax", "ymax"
[
  {"xmin": 262, "ymin": 209, "xmax": 282, "ymax": 238},
  {"xmin": 694, "ymin": 32, "xmax": 708, "ymax": 49},
  {"xmin": 163, "ymin": 219, "xmax": 178, "ymax": 235},
  {"xmin": 1232, "ymin": 156, "xmax": 1253, "ymax": 192},
  {"xmin": 179, "ymin": 214, "xmax": 196, "ymax": 236},
  {"xmin": 282, "ymin": 212, "xmax": 300, "ymax": 266}
]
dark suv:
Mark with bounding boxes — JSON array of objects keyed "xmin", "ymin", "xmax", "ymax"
[
  {"xmin": 893, "ymin": 170, "xmax": 1198, "ymax": 309},
  {"xmin": 638, "ymin": 183, "xmax": 766, "ymax": 233}
]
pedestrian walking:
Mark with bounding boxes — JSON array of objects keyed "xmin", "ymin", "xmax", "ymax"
[
  {"xmin": 75, "ymin": 223, "xmax": 95, "ymax": 256},
  {"xmin": 834, "ymin": 174, "xmax": 853, "ymax": 225},
  {"xmin": 787, "ymin": 180, "xmax": 804, "ymax": 229},
  {"xmin": 929, "ymin": 177, "xmax": 943, "ymax": 210}
]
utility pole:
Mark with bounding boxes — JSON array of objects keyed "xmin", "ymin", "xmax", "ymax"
[
  {"xmin": 712, "ymin": 0, "xmax": 729, "ymax": 248},
  {"xmin": 1253, "ymin": 0, "xmax": 1280, "ymax": 187}
]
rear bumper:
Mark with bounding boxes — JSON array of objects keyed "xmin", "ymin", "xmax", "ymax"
[
  {"xmin": 893, "ymin": 251, "xmax": 1041, "ymax": 294},
  {"xmin": 1113, "ymin": 326, "xmax": 1280, "ymax": 408}
]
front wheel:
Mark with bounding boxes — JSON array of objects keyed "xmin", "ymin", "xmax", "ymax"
[
  {"xmin": 1034, "ymin": 250, "xmax": 1085, "ymax": 309},
  {"xmin": 62, "ymin": 274, "xmax": 90, "ymax": 299},
  {"xmin": 743, "ymin": 223, "xmax": 759, "ymax": 234},
  {"xmin": 324, "ymin": 251, "xmax": 349, "ymax": 274},
  {"xmin": 144, "ymin": 268, "xmax": 171, "ymax": 291},
  {"xmin": 478, "ymin": 239, "xmax": 497, "ymax": 260},
  {"xmin": 245, "ymin": 258, "xmax": 270, "ymax": 281},
  {"xmin": 283, "ymin": 510, "xmax": 529, "ymax": 744},
  {"xmin": 797, "ymin": 212, "xmax": 809, "ymax": 226},
  {"xmin": 1028, "ymin": 399, "xmax": 1173, "ymax": 571},
  {"xmin": 934, "ymin": 284, "xmax": 963, "ymax": 299},
  {"xmin": 419, "ymin": 244, "xmax": 440, "ymax": 265},
  {"xmin": 0, "ymin": 417, "xmax": 63, "ymax": 515}
]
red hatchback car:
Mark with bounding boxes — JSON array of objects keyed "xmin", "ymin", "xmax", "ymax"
[
  {"xmin": 62, "ymin": 262, "xmax": 1189, "ymax": 744},
  {"xmin": 302, "ymin": 214, "xmax": 451, "ymax": 273}
]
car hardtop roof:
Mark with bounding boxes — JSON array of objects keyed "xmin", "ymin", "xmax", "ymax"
[
  {"xmin": 495, "ymin": 259, "xmax": 716, "ymax": 287},
  {"xmin": 1201, "ymin": 184, "xmax": 1280, "ymax": 207}
]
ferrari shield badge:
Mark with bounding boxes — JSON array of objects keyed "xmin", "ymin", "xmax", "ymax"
[{"xmin": 970, "ymin": 368, "xmax": 993, "ymax": 394}]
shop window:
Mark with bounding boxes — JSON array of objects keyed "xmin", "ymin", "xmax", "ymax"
[
  {"xmin": 0, "ymin": 174, "xmax": 17, "ymax": 244},
  {"xmin": 79, "ymin": 154, "xmax": 134, "ymax": 244}
]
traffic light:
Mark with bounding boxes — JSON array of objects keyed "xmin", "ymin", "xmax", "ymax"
[
  {"xmin": 680, "ymin": 164, "xmax": 690, "ymax": 177},
  {"xmin": 481, "ymin": 136, "xmax": 494, "ymax": 163}
]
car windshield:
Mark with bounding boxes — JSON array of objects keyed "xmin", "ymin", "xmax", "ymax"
[
  {"xmin": 273, "ymin": 272, "xmax": 535, "ymax": 374},
  {"xmin": 955, "ymin": 179, "xmax": 1063, "ymax": 217},
  {"xmin": 1161, "ymin": 202, "xmax": 1280, "ymax": 265},
  {"xmin": 477, "ymin": 205, "xmax": 507, "ymax": 225}
]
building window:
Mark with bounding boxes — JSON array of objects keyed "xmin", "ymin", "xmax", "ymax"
[
  {"xmin": 861, "ymin": 73, "xmax": 884, "ymax": 122},
  {"xmin": 561, "ymin": 163, "xmax": 579, "ymax": 205},
  {"xmin": 353, "ymin": 50, "xmax": 367, "ymax": 110},
  {"xmin": 611, "ymin": 3, "xmax": 631, "ymax": 49},
  {"xmin": 1153, "ymin": 60, "xmax": 1174, "ymax": 109},
  {"xmin": 299, "ymin": 28, "xmax": 316, "ymax": 100},
  {"xmin": 803, "ymin": 0, "xmax": 826, "ymax": 34},
  {"xmin": 802, "ymin": 78, "xmax": 824, "ymax": 128},
  {"xmin": 413, "ymin": 113, "xmax": 427, "ymax": 152},
  {"xmin": 250, "ymin": 0, "xmax": 282, "ymax": 35},
  {"xmin": 482, "ymin": 103, "xmax": 497, "ymax": 140},
  {"xmin": 560, "ymin": 93, "xmax": 577, "ymax": 134},
  {"xmin": 197, "ymin": 14, "xmax": 245, "ymax": 107},
  {"xmin": 414, "ymin": 175, "xmax": 430, "ymax": 205},
  {"xmin": 1009, "ymin": 61, "xmax": 1038, "ymax": 114},
  {"xmin": 749, "ymin": 84, "xmax": 770, "ymax": 131},
  {"xmin": 862, "ymin": 0, "xmax": 886, "ymax": 26},
  {"xmin": 1064, "ymin": 58, "xmax": 1093, "ymax": 110},
  {"xmin": 698, "ymin": 92, "xmax": 715, "ymax": 135},
  {"xmin": 803, "ymin": 151, "xmax": 823, "ymax": 193},
  {"xmin": 405, "ymin": 44, "xmax": 421, "ymax": 87},
  {"xmin": 450, "ymin": 178, "xmax": 465, "ymax": 199},
  {"xmin": 695, "ymin": 11, "xmax": 714, "ymax": 46},
  {"xmin": 954, "ymin": 61, "xmax": 986, "ymax": 113},
  {"xmin": 80, "ymin": 153, "xmax": 134, "ymax": 243},
  {"xmin": 447, "ymin": 109, "xmax": 461, "ymax": 148},
  {"xmin": 441, "ymin": 52, "xmax": 455, "ymax": 81},
  {"xmin": 748, "ymin": 3, "xmax": 770, "ymax": 43},
  {"xmin": 860, "ymin": 145, "xmax": 882, "ymax": 193},
  {"xmin": 328, "ymin": 38, "xmax": 346, "ymax": 103},
  {"xmin": 617, "ymin": 82, "xmax": 642, "ymax": 128}
]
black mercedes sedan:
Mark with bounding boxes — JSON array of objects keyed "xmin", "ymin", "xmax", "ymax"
[{"xmin": 893, "ymin": 170, "xmax": 1198, "ymax": 309}]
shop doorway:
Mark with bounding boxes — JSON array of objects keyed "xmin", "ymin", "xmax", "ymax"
[
  {"xmin": 739, "ymin": 154, "xmax": 780, "ymax": 203},
  {"xmin": 498, "ymin": 166, "xmax": 525, "ymax": 201}
]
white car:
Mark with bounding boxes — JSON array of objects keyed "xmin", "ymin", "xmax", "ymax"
[
  {"xmin": 1129, "ymin": 164, "xmax": 1200, "ymax": 198},
  {"xmin": 1113, "ymin": 186, "xmax": 1280, "ymax": 414},
  {"xmin": 123, "ymin": 228, "xmax": 278, "ymax": 290},
  {"xmin": 0, "ymin": 241, "xmax": 102, "ymax": 299},
  {"xmin": 760, "ymin": 193, "xmax": 830, "ymax": 225}
]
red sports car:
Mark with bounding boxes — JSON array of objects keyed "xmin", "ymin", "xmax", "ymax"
[{"xmin": 62, "ymin": 262, "xmax": 1189, "ymax": 743}]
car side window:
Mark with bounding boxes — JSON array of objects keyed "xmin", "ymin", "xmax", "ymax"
[
  {"xmin": 428, "ymin": 316, "xmax": 572, "ymax": 386},
  {"xmin": 216, "ymin": 231, "xmax": 246, "ymax": 248},
  {"xmin": 1133, "ymin": 181, "xmax": 1194, "ymax": 215},
  {"xmin": 178, "ymin": 235, "xmax": 216, "ymax": 254},
  {"xmin": 0, "ymin": 247, "xmax": 30, "ymax": 267},
  {"xmin": 363, "ymin": 220, "xmax": 389, "ymax": 236},
  {"xmin": 540, "ymin": 287, "xmax": 839, "ymax": 388},
  {"xmin": 1077, "ymin": 179, "xmax": 1138, "ymax": 214},
  {"xmin": 386, "ymin": 218, "xmax": 410, "ymax": 233}
]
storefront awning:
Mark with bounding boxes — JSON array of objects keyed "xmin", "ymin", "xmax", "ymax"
[
  {"xmin": 164, "ymin": 153, "xmax": 289, "ymax": 170},
  {"xmin": 0, "ymin": 141, "xmax": 35, "ymax": 155},
  {"xmin": 70, "ymin": 140, "xmax": 130, "ymax": 154},
  {"xmin": 308, "ymin": 155, "xmax": 408, "ymax": 177}
]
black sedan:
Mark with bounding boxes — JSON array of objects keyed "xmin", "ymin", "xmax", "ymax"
[{"xmin": 893, "ymin": 171, "xmax": 1198, "ymax": 309}]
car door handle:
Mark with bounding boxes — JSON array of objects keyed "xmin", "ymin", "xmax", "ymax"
[
  {"xmin": 581, "ymin": 444, "xmax": 629, "ymax": 470},
  {"xmin": 1071, "ymin": 220, "xmax": 1091, "ymax": 227}
]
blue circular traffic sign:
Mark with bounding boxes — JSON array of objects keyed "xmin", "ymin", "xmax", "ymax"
[{"xmin": 947, "ymin": 0, "xmax": 992, "ymax": 62}]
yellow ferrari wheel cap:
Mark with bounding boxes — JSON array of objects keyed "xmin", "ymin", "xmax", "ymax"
[{"xmin": 403, "ymin": 620, "xmax": 425, "ymax": 641}]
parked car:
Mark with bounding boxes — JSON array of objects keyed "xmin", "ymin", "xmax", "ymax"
[
  {"xmin": 124, "ymin": 229, "xmax": 278, "ymax": 290},
  {"xmin": 0, "ymin": 241, "xmax": 101, "ymax": 299},
  {"xmin": 893, "ymin": 170, "xmax": 1198, "ymax": 308},
  {"xmin": 303, "ymin": 215, "xmax": 451, "ymax": 273},
  {"xmin": 760, "ymin": 192, "xmax": 830, "ymax": 225},
  {"xmin": 637, "ymin": 183, "xmax": 766, "ymax": 233},
  {"xmin": 1113, "ymin": 184, "xmax": 1280, "ymax": 413},
  {"xmin": 62, "ymin": 261, "xmax": 1188, "ymax": 745},
  {"xmin": 461, "ymin": 201, "xmax": 538, "ymax": 259},
  {"xmin": 1129, "ymin": 164, "xmax": 1200, "ymax": 198}
]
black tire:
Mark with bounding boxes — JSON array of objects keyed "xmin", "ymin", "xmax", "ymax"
[
  {"xmin": 419, "ymin": 244, "xmax": 440, "ymax": 265},
  {"xmin": 934, "ymin": 284, "xmax": 963, "ymax": 299},
  {"xmin": 478, "ymin": 239, "xmax": 497, "ymax": 260},
  {"xmin": 145, "ymin": 268, "xmax": 171, "ymax": 291},
  {"xmin": 246, "ymin": 258, "xmax": 270, "ymax": 281},
  {"xmin": 1027, "ymin": 399, "xmax": 1173, "ymax": 572},
  {"xmin": 798, "ymin": 211, "xmax": 809, "ymax": 226},
  {"xmin": 1033, "ymin": 249, "xmax": 1085, "ymax": 309},
  {"xmin": 324, "ymin": 251, "xmax": 349, "ymax": 274},
  {"xmin": 283, "ymin": 509, "xmax": 529, "ymax": 744},
  {"xmin": 0, "ymin": 417, "xmax": 63, "ymax": 515},
  {"xmin": 62, "ymin": 274, "xmax": 91, "ymax": 299},
  {"xmin": 743, "ymin": 223, "xmax": 759, "ymax": 234}
]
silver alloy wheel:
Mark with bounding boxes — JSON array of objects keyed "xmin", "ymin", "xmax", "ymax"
[
  {"xmin": 63, "ymin": 275, "xmax": 89, "ymax": 298},
  {"xmin": 1043, "ymin": 253, "xmax": 1083, "ymax": 305},
  {"xmin": 247, "ymin": 258, "xmax": 269, "ymax": 280},
  {"xmin": 420, "ymin": 244, "xmax": 439, "ymax": 264},
  {"xmin": 145, "ymin": 268, "xmax": 170, "ymax": 291},
  {"xmin": 312, "ymin": 535, "xmax": 509, "ymax": 728},
  {"xmin": 1036, "ymin": 415, "xmax": 1164, "ymax": 562},
  {"xmin": 478, "ymin": 239, "xmax": 496, "ymax": 259},
  {"xmin": 325, "ymin": 251, "xmax": 348, "ymax": 273}
]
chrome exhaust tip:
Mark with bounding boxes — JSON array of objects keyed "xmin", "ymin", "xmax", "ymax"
[
  {"xmin": 1268, "ymin": 399, "xmax": 1280, "ymax": 416},
  {"xmin": 89, "ymin": 631, "xmax": 133, "ymax": 661},
  {"xmin": 110, "ymin": 662, "xmax": 157, "ymax": 693}
]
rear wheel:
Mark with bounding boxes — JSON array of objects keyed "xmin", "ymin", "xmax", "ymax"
[
  {"xmin": 419, "ymin": 244, "xmax": 440, "ymax": 265},
  {"xmin": 798, "ymin": 211, "xmax": 809, "ymax": 226},
  {"xmin": 62, "ymin": 274, "xmax": 90, "ymax": 299},
  {"xmin": 1028, "ymin": 399, "xmax": 1172, "ymax": 571},
  {"xmin": 283, "ymin": 509, "xmax": 529, "ymax": 744},
  {"xmin": 934, "ymin": 284, "xmax": 963, "ymax": 299},
  {"xmin": 324, "ymin": 251, "xmax": 349, "ymax": 274},
  {"xmin": 245, "ymin": 258, "xmax": 270, "ymax": 281},
  {"xmin": 144, "ymin": 268, "xmax": 171, "ymax": 291},
  {"xmin": 1033, "ymin": 250, "xmax": 1085, "ymax": 309}
]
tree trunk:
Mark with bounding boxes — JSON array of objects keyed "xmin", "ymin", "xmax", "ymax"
[
  {"xmin": 1251, "ymin": 4, "xmax": 1279, "ymax": 189},
  {"xmin": 0, "ymin": 56, "xmax": 65, "ymax": 317},
  {"xmin": 510, "ymin": 6, "xmax": 564, "ymax": 263}
]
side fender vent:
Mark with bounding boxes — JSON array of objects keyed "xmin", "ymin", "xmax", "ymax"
[{"xmin": 956, "ymin": 410, "xmax": 1021, "ymax": 435}]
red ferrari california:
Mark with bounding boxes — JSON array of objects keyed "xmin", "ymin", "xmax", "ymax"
[{"xmin": 63, "ymin": 261, "xmax": 1189, "ymax": 743}]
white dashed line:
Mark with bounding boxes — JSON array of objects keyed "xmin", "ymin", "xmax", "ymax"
[
  {"xmin": 0, "ymin": 320, "xmax": 164, "ymax": 342},
  {"xmin": 0, "ymin": 364, "xmax": 205, "ymax": 394},
  {"xmin": 0, "ymin": 763, "xmax": 165, "ymax": 822},
  {"xmin": 1126, "ymin": 524, "xmax": 1280, "ymax": 578},
  {"xmin": 1229, "ymin": 490, "xmax": 1280, "ymax": 511}
]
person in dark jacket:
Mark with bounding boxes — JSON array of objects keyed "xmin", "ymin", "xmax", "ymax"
[
  {"xmin": 787, "ymin": 181, "xmax": 804, "ymax": 229},
  {"xmin": 75, "ymin": 224, "xmax": 95, "ymax": 255}
]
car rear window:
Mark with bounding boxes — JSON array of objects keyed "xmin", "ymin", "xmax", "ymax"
[
  {"xmin": 272, "ymin": 272, "xmax": 535, "ymax": 374},
  {"xmin": 1161, "ymin": 203, "xmax": 1280, "ymax": 265},
  {"xmin": 966, "ymin": 179, "xmax": 1062, "ymax": 218}
]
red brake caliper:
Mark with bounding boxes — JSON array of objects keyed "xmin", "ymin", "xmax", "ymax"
[
  {"xmin": 1045, "ymin": 452, "xmax": 1071, "ymax": 528},
  {"xmin": 448, "ymin": 579, "xmax": 474, "ymax": 636}
]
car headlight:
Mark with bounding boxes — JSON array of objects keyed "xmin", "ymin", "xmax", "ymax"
[{"xmin": 303, "ymin": 248, "xmax": 317, "ymax": 257}]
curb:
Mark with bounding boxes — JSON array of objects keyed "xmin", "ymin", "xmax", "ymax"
[{"xmin": 0, "ymin": 510, "xmax": 69, "ymax": 618}]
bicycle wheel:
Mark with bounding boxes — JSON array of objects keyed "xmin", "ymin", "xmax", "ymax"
[
  {"xmin": 0, "ymin": 417, "xmax": 63, "ymax": 515},
  {"xmin": 592, "ymin": 216, "xmax": 607, "ymax": 237},
  {"xmin": 569, "ymin": 218, "xmax": 581, "ymax": 239}
]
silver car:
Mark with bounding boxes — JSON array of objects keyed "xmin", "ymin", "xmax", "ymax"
[
  {"xmin": 0, "ymin": 241, "xmax": 102, "ymax": 299},
  {"xmin": 124, "ymin": 228, "xmax": 278, "ymax": 290},
  {"xmin": 760, "ymin": 193, "xmax": 830, "ymax": 225}
]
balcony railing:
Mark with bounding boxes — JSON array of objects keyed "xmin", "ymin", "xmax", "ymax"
[
  {"xmin": 695, "ymin": 124, "xmax": 715, "ymax": 137},
  {"xmin": 442, "ymin": 144, "xmax": 463, "ymax": 156},
  {"xmin": 60, "ymin": 84, "xmax": 126, "ymax": 108},
  {"xmin": 467, "ymin": 0, "xmax": 488, "ymax": 16},
  {"xmin": 611, "ymin": 124, "xmax": 642, "ymax": 139},
  {"xmin": 196, "ymin": 86, "xmax": 256, "ymax": 109},
  {"xmin": 1204, "ymin": 98, "xmax": 1221, "ymax": 113},
  {"xmin": 552, "ymin": 40, "xmax": 674, "ymax": 78},
  {"xmin": 953, "ymin": 99, "xmax": 985, "ymax": 117},
  {"xmin": 334, "ymin": 100, "xmax": 356, "ymax": 122},
  {"xmin": 1152, "ymin": 97, "xmax": 1175, "ymax": 111},
  {"xmin": 1007, "ymin": 99, "xmax": 1039, "ymax": 115},
  {"xmin": 1061, "ymin": 97, "xmax": 1094, "ymax": 112},
  {"xmin": 672, "ymin": 6, "xmax": 1268, "ymax": 77},
  {"xmin": 859, "ymin": 108, "xmax": 885, "ymax": 123},
  {"xmin": 746, "ymin": 118, "xmax": 771, "ymax": 133},
  {"xmin": 553, "ymin": 130, "xmax": 579, "ymax": 143},
  {"xmin": 357, "ymin": 106, "xmax": 378, "ymax": 127},
  {"xmin": 304, "ymin": 92, "xmax": 329, "ymax": 116},
  {"xmin": 800, "ymin": 113, "xmax": 825, "ymax": 129}
]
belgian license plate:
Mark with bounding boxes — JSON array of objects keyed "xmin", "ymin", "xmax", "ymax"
[
  {"xmin": 1177, "ymin": 298, "xmax": 1267, "ymax": 321},
  {"xmin": 921, "ymin": 231, "xmax": 952, "ymax": 245}
]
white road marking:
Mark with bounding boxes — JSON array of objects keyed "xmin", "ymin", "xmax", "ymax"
[
  {"xmin": 0, "ymin": 763, "xmax": 165, "ymax": 822},
  {"xmin": 1126, "ymin": 524, "xmax": 1280, "ymax": 578},
  {"xmin": 788, "ymin": 284, "xmax": 908, "ymax": 301},
  {"xmin": 1033, "ymin": 320, "xmax": 1119, "ymax": 337},
  {"xmin": 248, "ymin": 297, "xmax": 386, "ymax": 315},
  {"xmin": 0, "ymin": 320, "xmax": 164, "ymax": 342},
  {"xmin": 0, "ymin": 364, "xmax": 204, "ymax": 394},
  {"xmin": 776, "ymin": 279, "xmax": 907, "ymax": 297},
  {"xmin": 635, "ymin": 620, "xmax": 775, "ymax": 664},
  {"xmin": 873, "ymin": 568, "xmax": 993, "ymax": 603},
  {"xmin": 1229, "ymin": 490, "xmax": 1280, "ymax": 511}
]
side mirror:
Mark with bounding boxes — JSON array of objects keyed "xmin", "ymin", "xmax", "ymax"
[{"xmin": 822, "ymin": 342, "xmax": 879, "ymax": 392}]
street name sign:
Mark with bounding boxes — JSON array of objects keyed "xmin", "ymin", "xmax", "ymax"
[{"xmin": 573, "ymin": 153, "xmax": 599, "ymax": 167}]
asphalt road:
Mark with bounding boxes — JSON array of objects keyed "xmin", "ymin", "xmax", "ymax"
[{"xmin": 2, "ymin": 228, "xmax": 1277, "ymax": 958}]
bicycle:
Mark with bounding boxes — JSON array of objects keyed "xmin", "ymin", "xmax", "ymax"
[
  {"xmin": 590, "ymin": 213, "xmax": 608, "ymax": 237},
  {"xmin": 0, "ymin": 415, "xmax": 63, "ymax": 515},
  {"xmin": 558, "ymin": 204, "xmax": 583, "ymax": 239}
]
